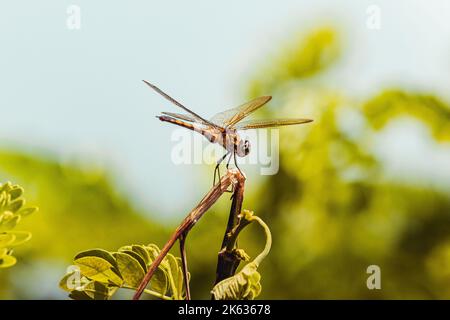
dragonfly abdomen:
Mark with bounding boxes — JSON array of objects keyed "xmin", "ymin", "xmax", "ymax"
[
  {"xmin": 157, "ymin": 115, "xmax": 196, "ymax": 131},
  {"xmin": 157, "ymin": 115, "xmax": 222, "ymax": 145}
]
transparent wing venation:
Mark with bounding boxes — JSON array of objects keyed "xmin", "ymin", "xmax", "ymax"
[{"xmin": 233, "ymin": 118, "xmax": 313, "ymax": 130}]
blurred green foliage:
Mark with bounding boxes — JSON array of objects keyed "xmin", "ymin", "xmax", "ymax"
[
  {"xmin": 248, "ymin": 27, "xmax": 340, "ymax": 98},
  {"xmin": 182, "ymin": 26, "xmax": 450, "ymax": 299},
  {"xmin": 0, "ymin": 182, "xmax": 37, "ymax": 269},
  {"xmin": 0, "ymin": 151, "xmax": 169, "ymax": 298},
  {"xmin": 244, "ymin": 27, "xmax": 450, "ymax": 299},
  {"xmin": 363, "ymin": 90, "xmax": 450, "ymax": 141},
  {"xmin": 0, "ymin": 151, "xmax": 169, "ymax": 257},
  {"xmin": 0, "ymin": 25, "xmax": 449, "ymax": 299}
]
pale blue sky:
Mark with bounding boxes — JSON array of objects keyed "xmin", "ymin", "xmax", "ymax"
[{"xmin": 1, "ymin": 1, "xmax": 449, "ymax": 218}]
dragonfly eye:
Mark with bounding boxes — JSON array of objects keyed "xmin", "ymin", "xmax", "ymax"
[{"xmin": 244, "ymin": 140, "xmax": 251, "ymax": 155}]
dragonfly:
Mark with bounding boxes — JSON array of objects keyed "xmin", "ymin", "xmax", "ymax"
[{"xmin": 143, "ymin": 80, "xmax": 313, "ymax": 184}]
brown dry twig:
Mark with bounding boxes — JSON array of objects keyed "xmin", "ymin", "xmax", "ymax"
[
  {"xmin": 133, "ymin": 169, "xmax": 245, "ymax": 300},
  {"xmin": 214, "ymin": 170, "xmax": 246, "ymax": 285}
]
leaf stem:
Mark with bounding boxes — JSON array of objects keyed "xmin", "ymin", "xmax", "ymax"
[
  {"xmin": 123, "ymin": 285, "xmax": 172, "ymax": 300},
  {"xmin": 250, "ymin": 215, "xmax": 272, "ymax": 267}
]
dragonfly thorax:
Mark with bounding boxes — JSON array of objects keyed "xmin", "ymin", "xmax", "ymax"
[{"xmin": 216, "ymin": 130, "xmax": 249, "ymax": 157}]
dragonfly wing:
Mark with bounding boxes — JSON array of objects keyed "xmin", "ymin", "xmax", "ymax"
[
  {"xmin": 161, "ymin": 112, "xmax": 210, "ymax": 125},
  {"xmin": 233, "ymin": 118, "xmax": 313, "ymax": 130},
  {"xmin": 210, "ymin": 96, "xmax": 272, "ymax": 128},
  {"xmin": 143, "ymin": 80, "xmax": 220, "ymax": 128},
  {"xmin": 209, "ymin": 111, "xmax": 231, "ymax": 127}
]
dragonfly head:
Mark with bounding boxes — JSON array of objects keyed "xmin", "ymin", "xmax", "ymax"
[{"xmin": 236, "ymin": 139, "xmax": 251, "ymax": 157}]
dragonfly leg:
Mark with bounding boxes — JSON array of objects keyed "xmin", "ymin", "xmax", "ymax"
[
  {"xmin": 224, "ymin": 153, "xmax": 235, "ymax": 193},
  {"xmin": 227, "ymin": 151, "xmax": 244, "ymax": 196},
  {"xmin": 214, "ymin": 152, "xmax": 230, "ymax": 187},
  {"xmin": 225, "ymin": 151, "xmax": 233, "ymax": 169},
  {"xmin": 233, "ymin": 150, "xmax": 243, "ymax": 176},
  {"xmin": 213, "ymin": 165, "xmax": 220, "ymax": 186}
]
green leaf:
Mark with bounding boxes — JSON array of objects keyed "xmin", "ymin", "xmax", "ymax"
[
  {"xmin": 120, "ymin": 245, "xmax": 171, "ymax": 295},
  {"xmin": 118, "ymin": 245, "xmax": 133, "ymax": 252},
  {"xmin": 1, "ymin": 215, "xmax": 20, "ymax": 230},
  {"xmin": 74, "ymin": 252, "xmax": 122, "ymax": 286},
  {"xmin": 9, "ymin": 186, "xmax": 23, "ymax": 201},
  {"xmin": 0, "ymin": 182, "xmax": 35, "ymax": 270},
  {"xmin": 68, "ymin": 281, "xmax": 116, "ymax": 300},
  {"xmin": 81, "ymin": 281, "xmax": 111, "ymax": 300},
  {"xmin": 119, "ymin": 249, "xmax": 148, "ymax": 272},
  {"xmin": 18, "ymin": 207, "xmax": 38, "ymax": 217},
  {"xmin": 145, "ymin": 243, "xmax": 161, "ymax": 261},
  {"xmin": 0, "ymin": 232, "xmax": 16, "ymax": 247},
  {"xmin": 211, "ymin": 262, "xmax": 262, "ymax": 300},
  {"xmin": 75, "ymin": 249, "xmax": 119, "ymax": 269},
  {"xmin": 59, "ymin": 271, "xmax": 77, "ymax": 292},
  {"xmin": 6, "ymin": 199, "xmax": 24, "ymax": 213},
  {"xmin": 113, "ymin": 252, "xmax": 145, "ymax": 288},
  {"xmin": 59, "ymin": 272, "xmax": 89, "ymax": 292},
  {"xmin": 165, "ymin": 253, "xmax": 181, "ymax": 298},
  {"xmin": 151, "ymin": 266, "xmax": 169, "ymax": 296},
  {"xmin": 173, "ymin": 257, "xmax": 190, "ymax": 299},
  {"xmin": 0, "ymin": 192, "xmax": 6, "ymax": 208},
  {"xmin": 0, "ymin": 182, "xmax": 12, "ymax": 193},
  {"xmin": 61, "ymin": 244, "xmax": 187, "ymax": 300},
  {"xmin": 69, "ymin": 290, "xmax": 94, "ymax": 300},
  {"xmin": 131, "ymin": 245, "xmax": 151, "ymax": 266},
  {"xmin": 175, "ymin": 257, "xmax": 184, "ymax": 295},
  {"xmin": 7, "ymin": 231, "xmax": 32, "ymax": 247},
  {"xmin": 0, "ymin": 254, "xmax": 17, "ymax": 268},
  {"xmin": 139, "ymin": 244, "xmax": 170, "ymax": 295}
]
